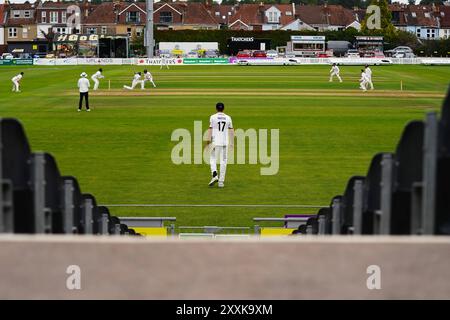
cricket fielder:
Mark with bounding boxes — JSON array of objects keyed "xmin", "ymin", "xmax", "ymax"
[
  {"xmin": 365, "ymin": 65, "xmax": 374, "ymax": 90},
  {"xmin": 359, "ymin": 69, "xmax": 369, "ymax": 91},
  {"xmin": 91, "ymin": 68, "xmax": 104, "ymax": 90},
  {"xmin": 160, "ymin": 55, "xmax": 170, "ymax": 70},
  {"xmin": 207, "ymin": 102, "xmax": 234, "ymax": 188},
  {"xmin": 123, "ymin": 72, "xmax": 143, "ymax": 90},
  {"xmin": 141, "ymin": 69, "xmax": 156, "ymax": 89},
  {"xmin": 329, "ymin": 63, "xmax": 342, "ymax": 82},
  {"xmin": 11, "ymin": 72, "xmax": 24, "ymax": 92}
]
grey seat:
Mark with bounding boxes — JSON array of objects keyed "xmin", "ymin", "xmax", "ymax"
[
  {"xmin": 0, "ymin": 118, "xmax": 33, "ymax": 233},
  {"xmin": 61, "ymin": 176, "xmax": 83, "ymax": 233},
  {"xmin": 362, "ymin": 153, "xmax": 385, "ymax": 234},
  {"xmin": 341, "ymin": 176, "xmax": 365, "ymax": 234},
  {"xmin": 390, "ymin": 121, "xmax": 424, "ymax": 234},
  {"xmin": 436, "ymin": 87, "xmax": 450, "ymax": 234}
]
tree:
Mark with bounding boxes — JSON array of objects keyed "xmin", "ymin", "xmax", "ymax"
[
  {"xmin": 130, "ymin": 31, "xmax": 145, "ymax": 57},
  {"xmin": 361, "ymin": 0, "xmax": 396, "ymax": 38}
]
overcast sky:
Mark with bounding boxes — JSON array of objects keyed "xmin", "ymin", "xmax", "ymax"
[{"xmin": 0, "ymin": 0, "xmax": 417, "ymax": 4}]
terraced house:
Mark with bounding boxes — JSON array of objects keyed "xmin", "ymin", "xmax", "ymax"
[
  {"xmin": 390, "ymin": 3, "xmax": 450, "ymax": 40},
  {"xmin": 228, "ymin": 4, "xmax": 360, "ymax": 31},
  {"xmin": 0, "ymin": 4, "xmax": 6, "ymax": 50}
]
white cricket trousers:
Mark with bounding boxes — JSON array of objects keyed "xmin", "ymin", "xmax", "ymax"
[
  {"xmin": 141, "ymin": 79, "xmax": 156, "ymax": 89},
  {"xmin": 210, "ymin": 145, "xmax": 228, "ymax": 183},
  {"xmin": 93, "ymin": 78, "xmax": 100, "ymax": 90},
  {"xmin": 366, "ymin": 77, "xmax": 374, "ymax": 90},
  {"xmin": 124, "ymin": 80, "xmax": 142, "ymax": 90},
  {"xmin": 329, "ymin": 72, "xmax": 342, "ymax": 82},
  {"xmin": 360, "ymin": 80, "xmax": 368, "ymax": 91},
  {"xmin": 11, "ymin": 80, "xmax": 20, "ymax": 92}
]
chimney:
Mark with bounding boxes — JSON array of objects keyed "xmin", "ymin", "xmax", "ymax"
[{"xmin": 292, "ymin": 3, "xmax": 296, "ymax": 16}]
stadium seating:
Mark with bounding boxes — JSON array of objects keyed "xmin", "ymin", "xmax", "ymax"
[
  {"xmin": 306, "ymin": 86, "xmax": 450, "ymax": 236},
  {"xmin": 1, "ymin": 87, "xmax": 450, "ymax": 237},
  {"xmin": 436, "ymin": 88, "xmax": 450, "ymax": 234},
  {"xmin": 0, "ymin": 118, "xmax": 137, "ymax": 236}
]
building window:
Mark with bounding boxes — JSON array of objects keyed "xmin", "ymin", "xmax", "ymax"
[
  {"xmin": 268, "ymin": 11, "xmax": 279, "ymax": 23},
  {"xmin": 286, "ymin": 11, "xmax": 292, "ymax": 16},
  {"xmin": 24, "ymin": 11, "xmax": 31, "ymax": 18},
  {"xmin": 126, "ymin": 11, "xmax": 140, "ymax": 23},
  {"xmin": 13, "ymin": 11, "xmax": 20, "ymax": 18},
  {"xmin": 50, "ymin": 11, "xmax": 58, "ymax": 23},
  {"xmin": 159, "ymin": 11, "xmax": 173, "ymax": 23},
  {"xmin": 412, "ymin": 12, "xmax": 416, "ymax": 18},
  {"xmin": 22, "ymin": 27, "xmax": 28, "ymax": 38},
  {"xmin": 9, "ymin": 28, "xmax": 18, "ymax": 38},
  {"xmin": 101, "ymin": 26, "xmax": 107, "ymax": 35},
  {"xmin": 42, "ymin": 11, "xmax": 47, "ymax": 23},
  {"xmin": 87, "ymin": 27, "xmax": 97, "ymax": 34},
  {"xmin": 127, "ymin": 27, "xmax": 132, "ymax": 37},
  {"xmin": 424, "ymin": 12, "xmax": 430, "ymax": 18},
  {"xmin": 62, "ymin": 12, "xmax": 67, "ymax": 23},
  {"xmin": 55, "ymin": 27, "xmax": 67, "ymax": 34}
]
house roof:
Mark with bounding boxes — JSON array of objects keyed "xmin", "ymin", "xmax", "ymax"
[
  {"xmin": 8, "ymin": 2, "xmax": 34, "ymax": 10},
  {"xmin": 229, "ymin": 4, "xmax": 265, "ymax": 26},
  {"xmin": 211, "ymin": 4, "xmax": 234, "ymax": 24},
  {"xmin": 0, "ymin": 4, "xmax": 6, "ymax": 26},
  {"xmin": 438, "ymin": 5, "xmax": 450, "ymax": 28},
  {"xmin": 118, "ymin": 2, "xmax": 146, "ymax": 16},
  {"xmin": 173, "ymin": 2, "xmax": 218, "ymax": 25},
  {"xmin": 404, "ymin": 5, "xmax": 439, "ymax": 27},
  {"xmin": 228, "ymin": 4, "xmax": 356, "ymax": 27},
  {"xmin": 296, "ymin": 5, "xmax": 357, "ymax": 27},
  {"xmin": 40, "ymin": 1, "xmax": 78, "ymax": 9},
  {"xmin": 84, "ymin": 2, "xmax": 117, "ymax": 24}
]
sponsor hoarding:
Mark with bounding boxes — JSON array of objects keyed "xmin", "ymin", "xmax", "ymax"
[
  {"xmin": 183, "ymin": 58, "xmax": 229, "ymax": 65},
  {"xmin": 0, "ymin": 59, "xmax": 33, "ymax": 66}
]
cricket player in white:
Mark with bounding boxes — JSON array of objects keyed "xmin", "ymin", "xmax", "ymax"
[
  {"xmin": 11, "ymin": 72, "xmax": 24, "ymax": 92},
  {"xmin": 141, "ymin": 69, "xmax": 156, "ymax": 89},
  {"xmin": 359, "ymin": 69, "xmax": 369, "ymax": 91},
  {"xmin": 123, "ymin": 72, "xmax": 143, "ymax": 90},
  {"xmin": 364, "ymin": 65, "xmax": 374, "ymax": 90},
  {"xmin": 329, "ymin": 63, "xmax": 342, "ymax": 82},
  {"xmin": 91, "ymin": 68, "xmax": 104, "ymax": 90},
  {"xmin": 207, "ymin": 102, "xmax": 234, "ymax": 188},
  {"xmin": 160, "ymin": 55, "xmax": 170, "ymax": 70}
]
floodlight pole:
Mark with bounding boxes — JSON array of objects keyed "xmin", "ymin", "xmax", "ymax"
[{"xmin": 146, "ymin": 0, "xmax": 154, "ymax": 58}]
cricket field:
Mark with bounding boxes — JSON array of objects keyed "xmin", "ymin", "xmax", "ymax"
[{"xmin": 0, "ymin": 64, "xmax": 448, "ymax": 227}]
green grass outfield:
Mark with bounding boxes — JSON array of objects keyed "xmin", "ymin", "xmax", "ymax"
[{"xmin": 0, "ymin": 64, "xmax": 448, "ymax": 228}]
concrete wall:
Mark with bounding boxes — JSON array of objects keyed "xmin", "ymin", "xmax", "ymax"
[{"xmin": 0, "ymin": 235, "xmax": 449, "ymax": 299}]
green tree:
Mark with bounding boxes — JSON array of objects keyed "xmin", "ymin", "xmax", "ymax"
[
  {"xmin": 130, "ymin": 31, "xmax": 145, "ymax": 57},
  {"xmin": 361, "ymin": 0, "xmax": 396, "ymax": 38}
]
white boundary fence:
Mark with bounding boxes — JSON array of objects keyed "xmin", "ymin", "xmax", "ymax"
[{"xmin": 32, "ymin": 57, "xmax": 450, "ymax": 66}]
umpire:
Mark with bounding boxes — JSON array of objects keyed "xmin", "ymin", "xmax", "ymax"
[{"xmin": 77, "ymin": 72, "xmax": 91, "ymax": 112}]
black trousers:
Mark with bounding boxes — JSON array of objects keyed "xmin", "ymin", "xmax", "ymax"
[{"xmin": 79, "ymin": 92, "xmax": 89, "ymax": 110}]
